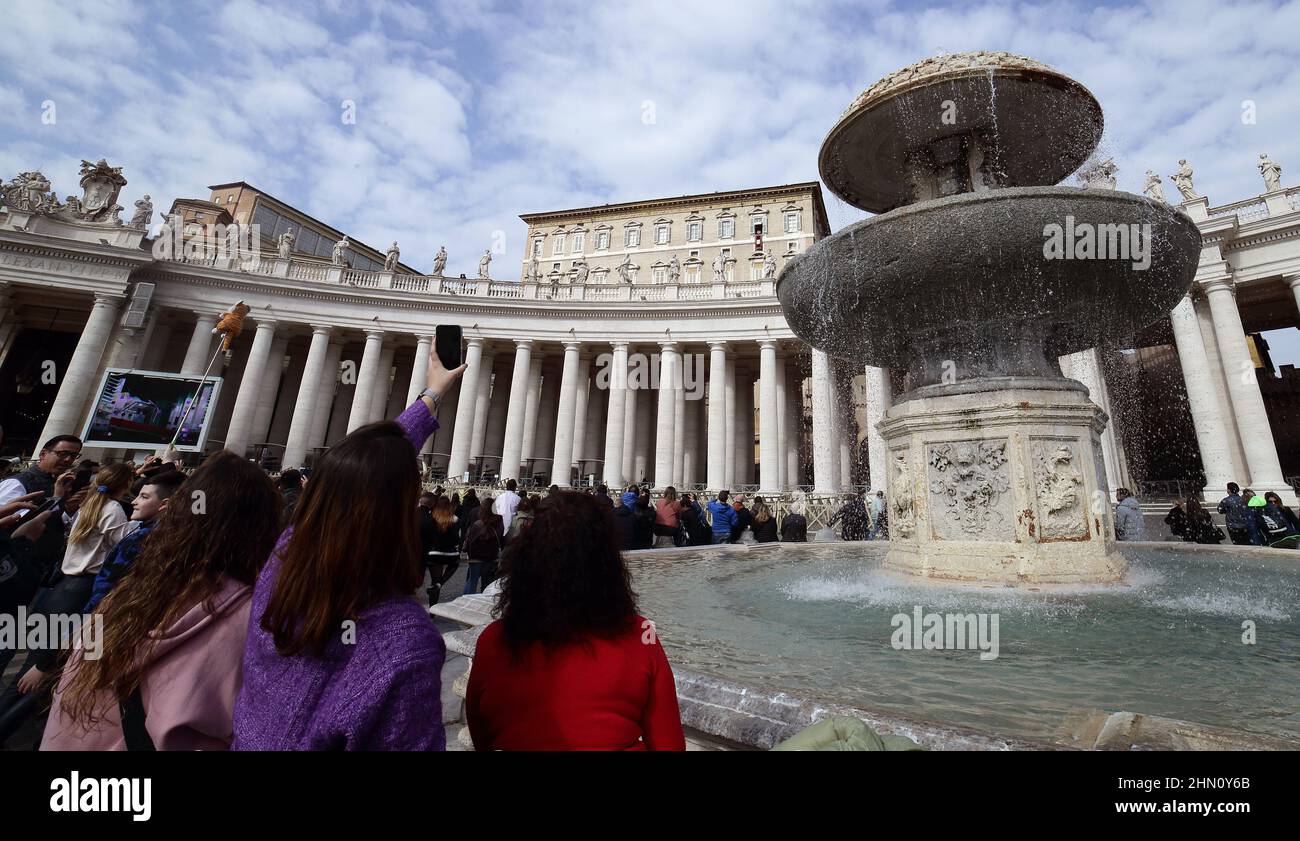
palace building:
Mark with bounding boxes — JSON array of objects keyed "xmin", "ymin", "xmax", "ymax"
[{"xmin": 1, "ymin": 162, "xmax": 1298, "ymax": 498}]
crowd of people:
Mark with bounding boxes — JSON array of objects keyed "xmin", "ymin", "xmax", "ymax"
[
  {"xmin": 0, "ymin": 351, "xmax": 685, "ymax": 750},
  {"xmin": 1163, "ymin": 482, "xmax": 1300, "ymax": 548},
  {"xmin": 5, "ymin": 340, "xmax": 1298, "ymax": 751}
]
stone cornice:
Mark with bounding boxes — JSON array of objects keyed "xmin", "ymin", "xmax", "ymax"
[{"xmin": 519, "ymin": 182, "xmax": 823, "ymax": 226}]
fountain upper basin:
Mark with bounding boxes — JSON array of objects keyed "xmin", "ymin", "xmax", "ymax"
[{"xmin": 777, "ymin": 186, "xmax": 1201, "ymax": 382}]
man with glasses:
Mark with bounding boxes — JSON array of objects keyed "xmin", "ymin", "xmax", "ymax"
[{"xmin": 0, "ymin": 435, "xmax": 84, "ymax": 517}]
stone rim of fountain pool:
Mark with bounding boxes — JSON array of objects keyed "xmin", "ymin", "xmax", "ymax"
[{"xmin": 434, "ymin": 542, "xmax": 1300, "ymax": 751}]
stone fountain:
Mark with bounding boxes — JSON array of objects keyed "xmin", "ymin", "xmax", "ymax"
[{"xmin": 778, "ymin": 52, "xmax": 1202, "ymax": 584}]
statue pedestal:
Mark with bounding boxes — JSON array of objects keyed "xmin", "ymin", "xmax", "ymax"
[
  {"xmin": 1264, "ymin": 189, "xmax": 1293, "ymax": 217},
  {"xmin": 878, "ymin": 378, "xmax": 1125, "ymax": 585}
]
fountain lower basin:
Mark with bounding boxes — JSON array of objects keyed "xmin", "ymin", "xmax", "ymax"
[{"xmin": 627, "ymin": 542, "xmax": 1300, "ymax": 747}]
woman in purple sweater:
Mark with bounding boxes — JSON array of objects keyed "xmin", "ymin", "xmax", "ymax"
[{"xmin": 232, "ymin": 350, "xmax": 465, "ymax": 750}]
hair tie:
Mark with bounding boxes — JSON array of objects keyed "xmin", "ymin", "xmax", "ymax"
[{"xmin": 96, "ymin": 484, "xmax": 109, "ymax": 493}]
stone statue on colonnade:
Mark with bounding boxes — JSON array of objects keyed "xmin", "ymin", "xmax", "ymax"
[
  {"xmin": 432, "ymin": 245, "xmax": 448, "ymax": 276},
  {"xmin": 1259, "ymin": 153, "xmax": 1282, "ymax": 192},
  {"xmin": 1142, "ymin": 170, "xmax": 1166, "ymax": 203},
  {"xmin": 1170, "ymin": 159, "xmax": 1197, "ymax": 201}
]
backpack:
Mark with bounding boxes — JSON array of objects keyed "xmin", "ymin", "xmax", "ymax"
[
  {"xmin": 1260, "ymin": 512, "xmax": 1289, "ymax": 540},
  {"xmin": 466, "ymin": 523, "xmax": 500, "ymax": 561}
]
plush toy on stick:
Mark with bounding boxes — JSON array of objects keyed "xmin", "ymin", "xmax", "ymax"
[{"xmin": 212, "ymin": 300, "xmax": 251, "ymax": 351}]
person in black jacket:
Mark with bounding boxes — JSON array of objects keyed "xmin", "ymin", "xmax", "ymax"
[
  {"xmin": 730, "ymin": 495, "xmax": 753, "ymax": 543},
  {"xmin": 612, "ymin": 497, "xmax": 636, "ymax": 550},
  {"xmin": 1182, "ymin": 498, "xmax": 1224, "ymax": 545},
  {"xmin": 1163, "ymin": 499, "xmax": 1188, "ymax": 540},
  {"xmin": 421, "ymin": 495, "xmax": 461, "ymax": 605},
  {"xmin": 780, "ymin": 504, "xmax": 808, "ymax": 543},
  {"xmin": 750, "ymin": 499, "xmax": 778, "ymax": 543}
]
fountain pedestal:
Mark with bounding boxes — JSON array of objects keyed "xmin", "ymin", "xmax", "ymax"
[{"xmin": 879, "ymin": 379, "xmax": 1125, "ymax": 585}]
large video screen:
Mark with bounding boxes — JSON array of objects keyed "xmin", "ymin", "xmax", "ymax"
[{"xmin": 81, "ymin": 369, "xmax": 223, "ymax": 452}]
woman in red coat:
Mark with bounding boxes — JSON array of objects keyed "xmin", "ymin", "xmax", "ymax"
[{"xmin": 466, "ymin": 491, "xmax": 685, "ymax": 751}]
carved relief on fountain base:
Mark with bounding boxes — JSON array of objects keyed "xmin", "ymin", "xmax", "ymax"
[{"xmin": 878, "ymin": 384, "xmax": 1125, "ymax": 585}]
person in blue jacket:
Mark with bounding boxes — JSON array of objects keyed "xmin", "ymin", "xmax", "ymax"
[{"xmin": 707, "ymin": 490, "xmax": 737, "ymax": 544}]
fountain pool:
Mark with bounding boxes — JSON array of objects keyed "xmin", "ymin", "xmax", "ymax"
[{"xmin": 628, "ymin": 543, "xmax": 1300, "ymax": 746}]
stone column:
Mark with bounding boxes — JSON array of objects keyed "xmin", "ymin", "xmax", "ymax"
[
  {"xmin": 1288, "ymin": 275, "xmax": 1300, "ymax": 318},
  {"xmin": 250, "ymin": 334, "xmax": 289, "ymax": 449},
  {"xmin": 633, "ymin": 378, "xmax": 653, "ymax": 484},
  {"xmin": 482, "ymin": 356, "xmax": 511, "ymax": 475},
  {"xmin": 520, "ymin": 351, "xmax": 546, "ymax": 476},
  {"xmin": 810, "ymin": 349, "xmax": 838, "ymax": 493},
  {"xmin": 500, "ymin": 339, "xmax": 534, "ymax": 482},
  {"xmin": 550, "ymin": 341, "xmax": 583, "ymax": 487},
  {"xmin": 181, "ymin": 313, "xmax": 218, "ymax": 374},
  {"xmin": 534, "ymin": 360, "xmax": 561, "ymax": 481},
  {"xmin": 405, "ymin": 335, "xmax": 433, "ymax": 406},
  {"xmin": 283, "ymin": 326, "xmax": 333, "ymax": 468},
  {"xmin": 707, "ymin": 341, "xmax": 728, "ymax": 490},
  {"xmin": 682, "ymin": 386, "xmax": 700, "ymax": 487},
  {"xmin": 308, "ymin": 339, "xmax": 343, "ymax": 452},
  {"xmin": 654, "ymin": 342, "xmax": 679, "ymax": 489},
  {"xmin": 582, "ymin": 372, "xmax": 607, "ymax": 484},
  {"xmin": 787, "ymin": 365, "xmax": 802, "ymax": 488},
  {"xmin": 223, "ymin": 318, "xmax": 278, "ymax": 457},
  {"xmin": 469, "ymin": 348, "xmax": 498, "ymax": 470},
  {"xmin": 864, "ymin": 365, "xmax": 892, "ymax": 493},
  {"xmin": 1202, "ymin": 277, "xmax": 1293, "ymax": 500},
  {"xmin": 603, "ymin": 342, "xmax": 629, "ymax": 487},
  {"xmin": 571, "ymin": 354, "xmax": 592, "ymax": 481},
  {"xmin": 734, "ymin": 368, "xmax": 752, "ymax": 486},
  {"xmin": 346, "ymin": 330, "xmax": 385, "ymax": 433},
  {"xmin": 447, "ymin": 337, "xmax": 485, "ymax": 481},
  {"xmin": 367, "ymin": 344, "xmax": 396, "ymax": 422},
  {"xmin": 672, "ymin": 358, "xmax": 686, "ymax": 487},
  {"xmin": 1194, "ymin": 295, "xmax": 1249, "ymax": 479},
  {"xmin": 140, "ymin": 321, "xmax": 175, "ymax": 372},
  {"xmin": 429, "ymin": 380, "xmax": 459, "ymax": 467},
  {"xmin": 1169, "ymin": 295, "xmax": 1237, "ymax": 494},
  {"xmin": 835, "ymin": 365, "xmax": 853, "ymax": 489},
  {"xmin": 759, "ymin": 340, "xmax": 779, "ymax": 492},
  {"xmin": 774, "ymin": 352, "xmax": 788, "ymax": 489},
  {"xmin": 724, "ymin": 355, "xmax": 736, "ymax": 486},
  {"xmin": 34, "ymin": 295, "xmax": 121, "ymax": 456},
  {"xmin": 1062, "ymin": 348, "xmax": 1128, "ymax": 494},
  {"xmin": 622, "ymin": 368, "xmax": 638, "ymax": 482}
]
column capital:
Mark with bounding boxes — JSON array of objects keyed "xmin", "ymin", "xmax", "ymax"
[
  {"xmin": 252, "ymin": 316, "xmax": 279, "ymax": 330},
  {"xmin": 563, "ymin": 340, "xmax": 582, "ymax": 352},
  {"xmin": 659, "ymin": 340, "xmax": 678, "ymax": 352},
  {"xmin": 609, "ymin": 340, "xmax": 629, "ymax": 351},
  {"xmin": 465, "ymin": 336, "xmax": 485, "ymax": 348},
  {"xmin": 193, "ymin": 309, "xmax": 218, "ymax": 321},
  {"xmin": 514, "ymin": 338, "xmax": 535, "ymax": 349},
  {"xmin": 364, "ymin": 328, "xmax": 386, "ymax": 340},
  {"xmin": 759, "ymin": 338, "xmax": 779, "ymax": 350},
  {"xmin": 708, "ymin": 340, "xmax": 728, "ymax": 351},
  {"xmin": 1200, "ymin": 275, "xmax": 1235, "ymax": 297},
  {"xmin": 416, "ymin": 334, "xmax": 434, "ymax": 344},
  {"xmin": 1286, "ymin": 274, "xmax": 1300, "ymax": 290},
  {"xmin": 309, "ymin": 323, "xmax": 333, "ymax": 336},
  {"xmin": 92, "ymin": 292, "xmax": 124, "ymax": 306}
]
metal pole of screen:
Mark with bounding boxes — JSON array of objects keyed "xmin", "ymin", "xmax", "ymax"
[{"xmin": 167, "ymin": 343, "xmax": 224, "ymax": 449}]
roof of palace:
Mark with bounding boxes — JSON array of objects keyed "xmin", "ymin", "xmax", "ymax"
[
  {"xmin": 519, "ymin": 181, "xmax": 831, "ymax": 235},
  {"xmin": 206, "ymin": 181, "xmax": 419, "ymax": 273}
]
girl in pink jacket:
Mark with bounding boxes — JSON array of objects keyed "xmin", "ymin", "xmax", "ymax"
[{"xmin": 41, "ymin": 452, "xmax": 281, "ymax": 750}]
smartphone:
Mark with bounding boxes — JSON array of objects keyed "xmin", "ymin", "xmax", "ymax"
[
  {"xmin": 30, "ymin": 495, "xmax": 61, "ymax": 517},
  {"xmin": 434, "ymin": 325, "xmax": 463, "ymax": 371}
]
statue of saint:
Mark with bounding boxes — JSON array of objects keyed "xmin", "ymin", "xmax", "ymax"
[
  {"xmin": 712, "ymin": 252, "xmax": 729, "ymax": 283},
  {"xmin": 432, "ymin": 246, "xmax": 447, "ymax": 276},
  {"xmin": 384, "ymin": 241, "xmax": 400, "ymax": 272},
  {"xmin": 478, "ymin": 249, "xmax": 492, "ymax": 279},
  {"xmin": 527, "ymin": 256, "xmax": 540, "ymax": 282},
  {"xmin": 573, "ymin": 260, "xmax": 589, "ymax": 285},
  {"xmin": 1170, "ymin": 159, "xmax": 1197, "ymax": 202},
  {"xmin": 668, "ymin": 254, "xmax": 680, "ymax": 283},
  {"xmin": 1141, "ymin": 171, "xmax": 1166, "ymax": 203},
  {"xmin": 332, "ymin": 236, "xmax": 349, "ymax": 267},
  {"xmin": 616, "ymin": 254, "xmax": 633, "ymax": 283},
  {"xmin": 130, "ymin": 195, "xmax": 153, "ymax": 228},
  {"xmin": 277, "ymin": 228, "xmax": 295, "ymax": 259},
  {"xmin": 763, "ymin": 252, "xmax": 777, "ymax": 278},
  {"xmin": 1259, "ymin": 153, "xmax": 1283, "ymax": 192}
]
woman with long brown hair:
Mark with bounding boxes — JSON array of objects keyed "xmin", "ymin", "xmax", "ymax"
[
  {"xmin": 424, "ymin": 495, "xmax": 461, "ymax": 605},
  {"xmin": 40, "ymin": 452, "xmax": 282, "ymax": 749},
  {"xmin": 466, "ymin": 491, "xmax": 685, "ymax": 750},
  {"xmin": 232, "ymin": 348, "xmax": 464, "ymax": 750}
]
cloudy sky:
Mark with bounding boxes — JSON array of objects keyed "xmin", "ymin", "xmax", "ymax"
[{"xmin": 3, "ymin": 0, "xmax": 1298, "ymax": 355}]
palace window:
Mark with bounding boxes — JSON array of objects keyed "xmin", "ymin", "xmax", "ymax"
[
  {"xmin": 552, "ymin": 233, "xmax": 566, "ymax": 256},
  {"xmin": 653, "ymin": 266, "xmax": 667, "ymax": 284},
  {"xmin": 596, "ymin": 230, "xmax": 610, "ymax": 250},
  {"xmin": 687, "ymin": 221, "xmax": 702, "ymax": 241},
  {"xmin": 785, "ymin": 211, "xmax": 800, "ymax": 232},
  {"xmin": 532, "ymin": 238, "xmax": 543, "ymax": 257},
  {"xmin": 685, "ymin": 265, "xmax": 701, "ymax": 283},
  {"xmin": 571, "ymin": 231, "xmax": 585, "ymax": 253},
  {"xmin": 655, "ymin": 224, "xmax": 670, "ymax": 245},
  {"xmin": 624, "ymin": 226, "xmax": 640, "ymax": 248},
  {"xmin": 719, "ymin": 218, "xmax": 734, "ymax": 239}
]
